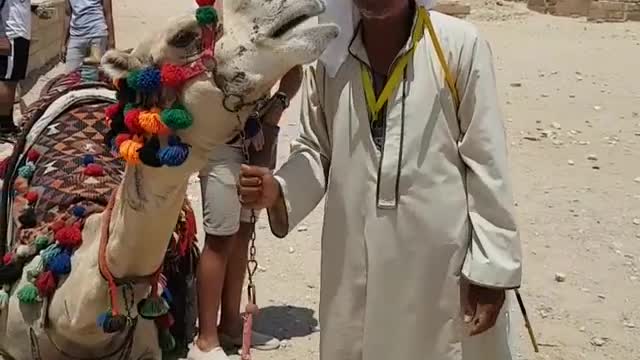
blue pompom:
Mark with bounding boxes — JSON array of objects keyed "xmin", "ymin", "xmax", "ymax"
[
  {"xmin": 72, "ymin": 205, "xmax": 87, "ymax": 218},
  {"xmin": 48, "ymin": 250, "xmax": 71, "ymax": 275},
  {"xmin": 82, "ymin": 154, "xmax": 95, "ymax": 166},
  {"xmin": 137, "ymin": 67, "xmax": 162, "ymax": 93},
  {"xmin": 96, "ymin": 311, "xmax": 108, "ymax": 328},
  {"xmin": 158, "ymin": 136, "xmax": 189, "ymax": 167}
]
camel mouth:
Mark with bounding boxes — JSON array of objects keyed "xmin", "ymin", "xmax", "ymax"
[{"xmin": 271, "ymin": 14, "xmax": 312, "ymax": 38}]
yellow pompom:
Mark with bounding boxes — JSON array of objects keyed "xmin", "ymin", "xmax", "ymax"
[{"xmin": 119, "ymin": 135, "xmax": 144, "ymax": 164}]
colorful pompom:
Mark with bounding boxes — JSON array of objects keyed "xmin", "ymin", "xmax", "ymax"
[
  {"xmin": 25, "ymin": 191, "xmax": 38, "ymax": 204},
  {"xmin": 34, "ymin": 270, "xmax": 57, "ymax": 298},
  {"xmin": 16, "ymin": 244, "xmax": 35, "ymax": 258},
  {"xmin": 119, "ymin": 136, "xmax": 144, "ymax": 165},
  {"xmin": 115, "ymin": 133, "xmax": 131, "ymax": 149},
  {"xmin": 158, "ymin": 137, "xmax": 190, "ymax": 167},
  {"xmin": 124, "ymin": 108, "xmax": 143, "ymax": 134},
  {"xmin": 18, "ymin": 206, "xmax": 37, "ymax": 228},
  {"xmin": 196, "ymin": 0, "xmax": 215, "ymax": 6},
  {"xmin": 82, "ymin": 154, "xmax": 96, "ymax": 166},
  {"xmin": 138, "ymin": 67, "xmax": 162, "ymax": 93},
  {"xmin": 155, "ymin": 312, "xmax": 175, "ymax": 329},
  {"xmin": 138, "ymin": 296, "xmax": 170, "ymax": 319},
  {"xmin": 105, "ymin": 103, "xmax": 123, "ymax": 120},
  {"xmin": 47, "ymin": 250, "xmax": 71, "ymax": 276},
  {"xmin": 97, "ymin": 311, "xmax": 129, "ymax": 333},
  {"xmin": 26, "ymin": 149, "xmax": 41, "ymax": 162},
  {"xmin": 14, "ymin": 177, "xmax": 29, "ymax": 194},
  {"xmin": 84, "ymin": 163, "xmax": 105, "ymax": 176},
  {"xmin": 138, "ymin": 135, "xmax": 163, "ymax": 168},
  {"xmin": 126, "ymin": 70, "xmax": 141, "ymax": 90},
  {"xmin": 72, "ymin": 205, "xmax": 87, "ymax": 218},
  {"xmin": 160, "ymin": 64, "xmax": 186, "ymax": 88},
  {"xmin": 17, "ymin": 283, "xmax": 40, "ymax": 304},
  {"xmin": 55, "ymin": 225, "xmax": 83, "ymax": 248},
  {"xmin": 139, "ymin": 109, "xmax": 170, "ymax": 135},
  {"xmin": 35, "ymin": 235, "xmax": 51, "ymax": 251},
  {"xmin": 161, "ymin": 105, "xmax": 193, "ymax": 130},
  {"xmin": 18, "ymin": 162, "xmax": 36, "ymax": 179},
  {"xmin": 196, "ymin": 6, "xmax": 218, "ymax": 26},
  {"xmin": 3, "ymin": 252, "xmax": 13, "ymax": 265}
]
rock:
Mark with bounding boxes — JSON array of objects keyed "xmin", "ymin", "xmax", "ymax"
[
  {"xmin": 568, "ymin": 160, "xmax": 575, "ymax": 166},
  {"xmin": 634, "ymin": 177, "xmax": 640, "ymax": 184},
  {"xmin": 590, "ymin": 337, "xmax": 607, "ymax": 347},
  {"xmin": 297, "ymin": 226, "xmax": 308, "ymax": 232},
  {"xmin": 288, "ymin": 247, "xmax": 296, "ymax": 254},
  {"xmin": 593, "ymin": 105, "xmax": 602, "ymax": 111},
  {"xmin": 633, "ymin": 218, "xmax": 640, "ymax": 226},
  {"xmin": 624, "ymin": 322, "xmax": 636, "ymax": 329},
  {"xmin": 258, "ymin": 265, "xmax": 268, "ymax": 272},
  {"xmin": 523, "ymin": 136, "xmax": 540, "ymax": 142},
  {"xmin": 597, "ymin": 294, "xmax": 606, "ymax": 300},
  {"xmin": 587, "ymin": 154, "xmax": 598, "ymax": 161},
  {"xmin": 552, "ymin": 140, "xmax": 564, "ymax": 146},
  {"xmin": 510, "ymin": 82, "xmax": 522, "ymax": 87},
  {"xmin": 280, "ymin": 339, "xmax": 291, "ymax": 348},
  {"xmin": 579, "ymin": 326, "xmax": 586, "ymax": 332},
  {"xmin": 555, "ymin": 272, "xmax": 567, "ymax": 282},
  {"xmin": 551, "ymin": 122, "xmax": 562, "ymax": 129}
]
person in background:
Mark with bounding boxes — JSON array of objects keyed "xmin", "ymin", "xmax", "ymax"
[
  {"xmin": 238, "ymin": 0, "xmax": 523, "ymax": 359},
  {"xmin": 0, "ymin": 0, "xmax": 32, "ymax": 140},
  {"xmin": 60, "ymin": 0, "xmax": 114, "ymax": 73},
  {"xmin": 187, "ymin": 3, "xmax": 305, "ymax": 360}
]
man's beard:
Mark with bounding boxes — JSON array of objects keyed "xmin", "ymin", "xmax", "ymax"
[{"xmin": 354, "ymin": 0, "xmax": 409, "ymax": 19}]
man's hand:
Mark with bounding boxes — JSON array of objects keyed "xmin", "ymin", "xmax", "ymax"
[
  {"xmin": 238, "ymin": 165, "xmax": 281, "ymax": 209},
  {"xmin": 464, "ymin": 283, "xmax": 505, "ymax": 336}
]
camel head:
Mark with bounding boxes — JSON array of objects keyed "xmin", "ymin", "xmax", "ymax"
[
  {"xmin": 216, "ymin": 0, "xmax": 339, "ymax": 97},
  {"xmin": 99, "ymin": 0, "xmax": 338, "ymax": 171}
]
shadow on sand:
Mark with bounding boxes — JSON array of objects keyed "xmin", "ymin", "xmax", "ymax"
[{"xmin": 253, "ymin": 305, "xmax": 319, "ymax": 340}]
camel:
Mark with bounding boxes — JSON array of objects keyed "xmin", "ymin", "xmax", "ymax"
[{"xmin": 0, "ymin": 0, "xmax": 338, "ymax": 358}]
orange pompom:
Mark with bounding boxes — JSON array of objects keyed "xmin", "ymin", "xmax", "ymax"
[
  {"xmin": 139, "ymin": 108, "xmax": 170, "ymax": 135},
  {"xmin": 119, "ymin": 136, "xmax": 144, "ymax": 164}
]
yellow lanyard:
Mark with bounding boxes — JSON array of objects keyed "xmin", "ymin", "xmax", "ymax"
[{"xmin": 360, "ymin": 7, "xmax": 460, "ymax": 122}]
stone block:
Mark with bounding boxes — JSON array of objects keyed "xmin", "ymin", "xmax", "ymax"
[
  {"xmin": 528, "ymin": 0, "xmax": 549, "ymax": 13},
  {"xmin": 588, "ymin": 1, "xmax": 629, "ymax": 21},
  {"xmin": 552, "ymin": 0, "xmax": 592, "ymax": 16},
  {"xmin": 433, "ymin": 1, "xmax": 472, "ymax": 17}
]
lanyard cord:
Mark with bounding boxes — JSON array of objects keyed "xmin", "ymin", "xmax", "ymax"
[{"xmin": 360, "ymin": 7, "xmax": 460, "ymax": 122}]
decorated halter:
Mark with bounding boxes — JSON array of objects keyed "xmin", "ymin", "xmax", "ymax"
[
  {"xmin": 103, "ymin": 0, "xmax": 219, "ymax": 168},
  {"xmin": 95, "ymin": 0, "xmax": 219, "ymax": 348}
]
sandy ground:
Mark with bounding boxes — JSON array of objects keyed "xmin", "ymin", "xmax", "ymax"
[{"xmin": 6, "ymin": 1, "xmax": 640, "ymax": 360}]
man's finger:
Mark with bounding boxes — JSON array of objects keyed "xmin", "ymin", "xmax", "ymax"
[
  {"xmin": 240, "ymin": 164, "xmax": 269, "ymax": 177},
  {"xmin": 239, "ymin": 176, "xmax": 262, "ymax": 187},
  {"xmin": 469, "ymin": 305, "xmax": 499, "ymax": 336}
]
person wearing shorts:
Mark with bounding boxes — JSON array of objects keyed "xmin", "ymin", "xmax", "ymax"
[
  {"xmin": 60, "ymin": 0, "xmax": 114, "ymax": 73},
  {"xmin": 188, "ymin": 46, "xmax": 304, "ymax": 360},
  {"xmin": 0, "ymin": 0, "xmax": 31, "ymax": 138}
]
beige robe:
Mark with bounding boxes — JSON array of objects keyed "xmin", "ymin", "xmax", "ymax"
[{"xmin": 269, "ymin": 11, "xmax": 522, "ymax": 360}]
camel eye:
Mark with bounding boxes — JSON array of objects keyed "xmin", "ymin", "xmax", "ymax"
[{"xmin": 169, "ymin": 30, "xmax": 198, "ymax": 48}]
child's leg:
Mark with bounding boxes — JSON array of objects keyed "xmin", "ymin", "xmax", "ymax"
[
  {"xmin": 218, "ymin": 221, "xmax": 251, "ymax": 335},
  {"xmin": 193, "ymin": 144, "xmax": 245, "ymax": 354}
]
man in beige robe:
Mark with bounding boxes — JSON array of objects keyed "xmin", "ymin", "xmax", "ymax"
[{"xmin": 238, "ymin": 0, "xmax": 522, "ymax": 359}]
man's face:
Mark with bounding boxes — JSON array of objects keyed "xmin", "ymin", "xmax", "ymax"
[{"xmin": 354, "ymin": 0, "xmax": 407, "ymax": 18}]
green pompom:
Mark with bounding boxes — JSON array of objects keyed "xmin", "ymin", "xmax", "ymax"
[
  {"xmin": 18, "ymin": 162, "xmax": 36, "ymax": 179},
  {"xmin": 161, "ymin": 105, "xmax": 193, "ymax": 130},
  {"xmin": 0, "ymin": 288, "xmax": 9, "ymax": 309},
  {"xmin": 196, "ymin": 7, "xmax": 218, "ymax": 26},
  {"xmin": 127, "ymin": 70, "xmax": 141, "ymax": 90},
  {"xmin": 17, "ymin": 283, "xmax": 40, "ymax": 304},
  {"xmin": 159, "ymin": 329, "xmax": 176, "ymax": 352},
  {"xmin": 138, "ymin": 296, "xmax": 170, "ymax": 319},
  {"xmin": 35, "ymin": 235, "xmax": 51, "ymax": 251}
]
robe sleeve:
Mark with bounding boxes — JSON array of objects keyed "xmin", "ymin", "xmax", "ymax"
[
  {"xmin": 267, "ymin": 65, "xmax": 331, "ymax": 238},
  {"xmin": 456, "ymin": 34, "xmax": 522, "ymax": 289}
]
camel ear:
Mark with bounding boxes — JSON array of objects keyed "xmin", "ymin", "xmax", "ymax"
[{"xmin": 100, "ymin": 49, "xmax": 143, "ymax": 80}]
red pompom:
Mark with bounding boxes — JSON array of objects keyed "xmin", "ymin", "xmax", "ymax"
[
  {"xmin": 114, "ymin": 133, "xmax": 131, "ymax": 148},
  {"xmin": 105, "ymin": 103, "xmax": 123, "ymax": 120},
  {"xmin": 26, "ymin": 149, "xmax": 41, "ymax": 162},
  {"xmin": 196, "ymin": 0, "xmax": 215, "ymax": 7},
  {"xmin": 3, "ymin": 252, "xmax": 13, "ymax": 265},
  {"xmin": 124, "ymin": 109, "xmax": 143, "ymax": 133},
  {"xmin": 35, "ymin": 271, "xmax": 57, "ymax": 297},
  {"xmin": 25, "ymin": 191, "xmax": 39, "ymax": 204},
  {"xmin": 155, "ymin": 313, "xmax": 175, "ymax": 329},
  {"xmin": 55, "ymin": 225, "xmax": 83, "ymax": 248},
  {"xmin": 161, "ymin": 64, "xmax": 186, "ymax": 88},
  {"xmin": 84, "ymin": 163, "xmax": 105, "ymax": 177}
]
